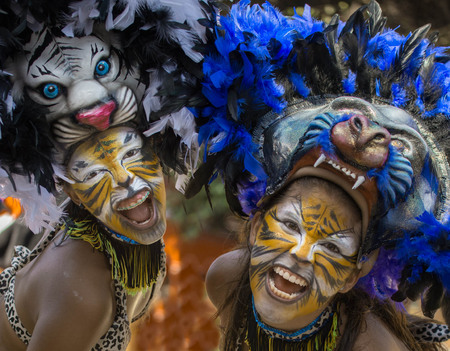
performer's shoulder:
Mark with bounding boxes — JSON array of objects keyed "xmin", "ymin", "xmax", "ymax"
[{"xmin": 353, "ymin": 312, "xmax": 409, "ymax": 351}]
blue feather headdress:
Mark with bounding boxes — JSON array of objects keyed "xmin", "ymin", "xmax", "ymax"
[
  {"xmin": 180, "ymin": 0, "xmax": 449, "ymax": 206},
  {"xmin": 162, "ymin": 0, "xmax": 450, "ymax": 321}
]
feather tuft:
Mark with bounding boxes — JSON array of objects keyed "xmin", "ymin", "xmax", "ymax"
[
  {"xmin": 394, "ymin": 212, "xmax": 450, "ymax": 295},
  {"xmin": 0, "ymin": 169, "xmax": 63, "ymax": 233}
]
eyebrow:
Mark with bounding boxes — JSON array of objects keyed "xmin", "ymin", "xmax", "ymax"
[
  {"xmin": 327, "ymin": 229, "xmax": 357, "ymax": 239},
  {"xmin": 35, "ymin": 65, "xmax": 58, "ymax": 78},
  {"xmin": 285, "ymin": 198, "xmax": 358, "ymax": 238},
  {"xmin": 123, "ymin": 132, "xmax": 136, "ymax": 144},
  {"xmin": 90, "ymin": 42, "xmax": 106, "ymax": 64},
  {"xmin": 71, "ymin": 160, "xmax": 90, "ymax": 174}
]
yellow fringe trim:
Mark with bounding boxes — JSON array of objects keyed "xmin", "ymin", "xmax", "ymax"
[
  {"xmin": 245, "ymin": 303, "xmax": 340, "ymax": 351},
  {"xmin": 62, "ymin": 218, "xmax": 162, "ymax": 295}
]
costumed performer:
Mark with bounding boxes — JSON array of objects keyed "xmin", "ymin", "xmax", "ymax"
[
  {"xmin": 0, "ymin": 1, "xmax": 207, "ymax": 350},
  {"xmin": 158, "ymin": 1, "xmax": 450, "ymax": 350},
  {"xmin": 0, "ymin": 0, "xmax": 205, "ymax": 233},
  {"xmin": 0, "ymin": 126, "xmax": 167, "ymax": 350}
]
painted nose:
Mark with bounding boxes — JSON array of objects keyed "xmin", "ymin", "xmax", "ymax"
[
  {"xmin": 67, "ymin": 80, "xmax": 116, "ymax": 131},
  {"xmin": 112, "ymin": 167, "xmax": 134, "ymax": 189},
  {"xmin": 75, "ymin": 100, "xmax": 116, "ymax": 131},
  {"xmin": 289, "ymin": 237, "xmax": 314, "ymax": 263}
]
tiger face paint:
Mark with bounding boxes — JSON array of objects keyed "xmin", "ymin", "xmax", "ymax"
[
  {"xmin": 250, "ymin": 180, "xmax": 361, "ymax": 330},
  {"xmin": 66, "ymin": 126, "xmax": 166, "ymax": 245}
]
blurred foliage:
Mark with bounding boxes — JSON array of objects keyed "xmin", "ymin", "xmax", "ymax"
[
  {"xmin": 222, "ymin": 0, "xmax": 450, "ymax": 45},
  {"xmin": 166, "ymin": 177, "xmax": 240, "ymax": 239}
]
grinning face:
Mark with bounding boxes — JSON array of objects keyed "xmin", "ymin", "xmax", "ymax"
[
  {"xmin": 250, "ymin": 179, "xmax": 361, "ymax": 330},
  {"xmin": 66, "ymin": 127, "xmax": 166, "ymax": 244},
  {"xmin": 13, "ymin": 33, "xmax": 144, "ymax": 147}
]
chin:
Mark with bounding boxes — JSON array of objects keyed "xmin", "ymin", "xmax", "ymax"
[
  {"xmin": 129, "ymin": 221, "xmax": 166, "ymax": 245},
  {"xmin": 255, "ymin": 299, "xmax": 303, "ymax": 330},
  {"xmin": 110, "ymin": 190, "xmax": 167, "ymax": 244}
]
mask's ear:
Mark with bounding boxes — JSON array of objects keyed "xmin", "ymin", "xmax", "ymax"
[{"xmin": 249, "ymin": 212, "xmax": 263, "ymax": 246}]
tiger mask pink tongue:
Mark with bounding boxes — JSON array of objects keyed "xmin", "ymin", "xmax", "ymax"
[
  {"xmin": 76, "ymin": 100, "xmax": 116, "ymax": 131},
  {"xmin": 117, "ymin": 190, "xmax": 153, "ymax": 224}
]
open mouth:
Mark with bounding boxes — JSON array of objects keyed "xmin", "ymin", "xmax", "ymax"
[
  {"xmin": 116, "ymin": 189, "xmax": 155, "ymax": 227},
  {"xmin": 267, "ymin": 266, "xmax": 309, "ymax": 302}
]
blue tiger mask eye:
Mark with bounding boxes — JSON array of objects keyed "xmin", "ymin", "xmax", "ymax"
[
  {"xmin": 95, "ymin": 59, "xmax": 110, "ymax": 77},
  {"xmin": 42, "ymin": 83, "xmax": 60, "ymax": 99}
]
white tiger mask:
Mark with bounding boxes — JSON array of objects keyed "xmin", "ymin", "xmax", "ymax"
[{"xmin": 11, "ymin": 33, "xmax": 145, "ymax": 147}]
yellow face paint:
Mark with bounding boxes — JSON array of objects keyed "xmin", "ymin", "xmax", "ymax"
[
  {"xmin": 66, "ymin": 126, "xmax": 166, "ymax": 244},
  {"xmin": 250, "ymin": 181, "xmax": 361, "ymax": 330}
]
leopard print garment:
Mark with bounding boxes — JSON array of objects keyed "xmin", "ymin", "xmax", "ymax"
[
  {"xmin": 0, "ymin": 230, "xmax": 166, "ymax": 350},
  {"xmin": 409, "ymin": 322, "xmax": 450, "ymax": 343}
]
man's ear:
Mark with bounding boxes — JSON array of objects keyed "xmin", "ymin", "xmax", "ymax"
[
  {"xmin": 340, "ymin": 269, "xmax": 361, "ymax": 294},
  {"xmin": 63, "ymin": 182, "xmax": 82, "ymax": 206},
  {"xmin": 249, "ymin": 212, "xmax": 263, "ymax": 246},
  {"xmin": 357, "ymin": 249, "xmax": 380, "ymax": 277},
  {"xmin": 340, "ymin": 249, "xmax": 380, "ymax": 294}
]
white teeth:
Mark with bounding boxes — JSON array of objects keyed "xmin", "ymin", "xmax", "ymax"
[
  {"xmin": 352, "ymin": 176, "xmax": 365, "ymax": 190},
  {"xmin": 273, "ymin": 267, "xmax": 307, "ymax": 287},
  {"xmin": 314, "ymin": 153, "xmax": 327, "ymax": 168},
  {"xmin": 131, "ymin": 218, "xmax": 151, "ymax": 225},
  {"xmin": 117, "ymin": 191, "xmax": 150, "ymax": 211},
  {"xmin": 314, "ymin": 155, "xmax": 363, "ymax": 185},
  {"xmin": 342, "ymin": 168, "xmax": 352, "ymax": 176},
  {"xmin": 269, "ymin": 267, "xmax": 309, "ymax": 300}
]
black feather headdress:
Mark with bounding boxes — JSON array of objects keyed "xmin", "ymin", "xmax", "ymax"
[{"xmin": 0, "ymin": 0, "xmax": 206, "ymax": 232}]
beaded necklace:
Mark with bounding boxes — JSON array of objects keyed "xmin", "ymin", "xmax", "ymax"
[{"xmin": 244, "ymin": 297, "xmax": 340, "ymax": 351}]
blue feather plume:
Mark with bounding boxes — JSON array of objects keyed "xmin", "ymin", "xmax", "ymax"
[
  {"xmin": 395, "ymin": 211, "xmax": 450, "ymax": 290},
  {"xmin": 342, "ymin": 70, "xmax": 357, "ymax": 94}
]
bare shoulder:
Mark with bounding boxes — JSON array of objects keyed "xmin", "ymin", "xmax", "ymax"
[
  {"xmin": 23, "ymin": 234, "xmax": 113, "ymax": 299},
  {"xmin": 206, "ymin": 248, "xmax": 248, "ymax": 309},
  {"xmin": 15, "ymin": 234, "xmax": 116, "ymax": 350},
  {"xmin": 352, "ymin": 312, "xmax": 409, "ymax": 351}
]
